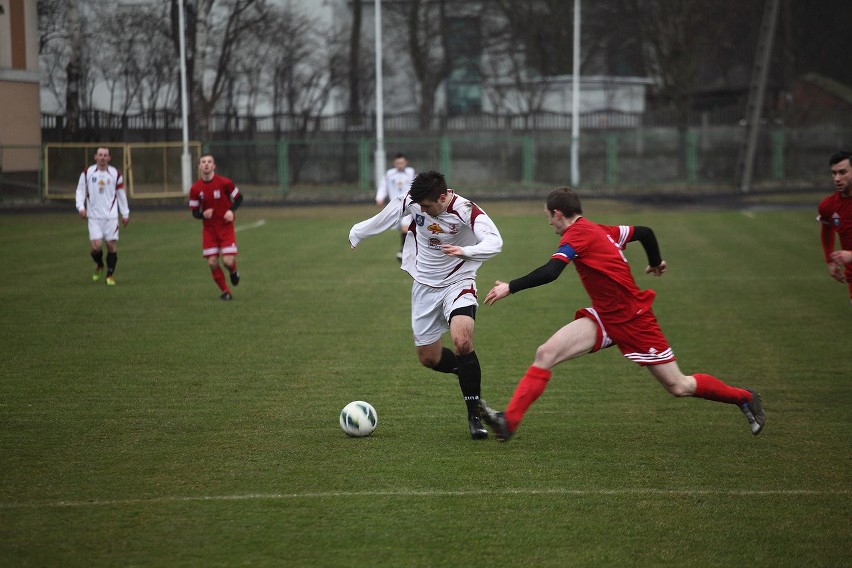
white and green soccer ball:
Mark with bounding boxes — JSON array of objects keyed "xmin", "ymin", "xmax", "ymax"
[{"xmin": 339, "ymin": 401, "xmax": 378, "ymax": 437}]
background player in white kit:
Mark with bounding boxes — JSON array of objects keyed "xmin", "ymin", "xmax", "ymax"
[
  {"xmin": 375, "ymin": 153, "xmax": 416, "ymax": 261},
  {"xmin": 75, "ymin": 147, "xmax": 130, "ymax": 286},
  {"xmin": 350, "ymin": 170, "xmax": 503, "ymax": 439}
]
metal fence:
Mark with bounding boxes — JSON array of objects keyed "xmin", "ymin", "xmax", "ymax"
[
  {"xmin": 4, "ymin": 124, "xmax": 851, "ymax": 204},
  {"xmin": 202, "ymin": 124, "xmax": 851, "ymax": 202},
  {"xmin": 42, "ymin": 107, "xmax": 755, "ymax": 140}
]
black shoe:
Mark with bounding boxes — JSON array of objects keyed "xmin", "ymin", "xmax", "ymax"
[
  {"xmin": 230, "ymin": 270, "xmax": 240, "ymax": 286},
  {"xmin": 477, "ymin": 399, "xmax": 514, "ymax": 442},
  {"xmin": 468, "ymin": 415, "xmax": 488, "ymax": 440},
  {"xmin": 740, "ymin": 389, "xmax": 765, "ymax": 435},
  {"xmin": 220, "ymin": 292, "xmax": 233, "ymax": 301}
]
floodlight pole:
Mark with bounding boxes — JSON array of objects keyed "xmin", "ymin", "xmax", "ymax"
[
  {"xmin": 374, "ymin": 0, "xmax": 386, "ymax": 192},
  {"xmin": 570, "ymin": 0, "xmax": 581, "ymax": 187},
  {"xmin": 178, "ymin": 0, "xmax": 192, "ymax": 194}
]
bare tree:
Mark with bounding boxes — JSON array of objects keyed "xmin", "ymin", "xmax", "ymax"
[
  {"xmin": 64, "ymin": 0, "xmax": 83, "ymax": 138},
  {"xmin": 173, "ymin": 0, "xmax": 270, "ymax": 141},
  {"xmin": 261, "ymin": 4, "xmax": 347, "ymax": 182},
  {"xmin": 385, "ymin": 0, "xmax": 455, "ymax": 129},
  {"xmin": 37, "ymin": 0, "xmax": 69, "ymax": 115},
  {"xmin": 479, "ymin": 5, "xmax": 552, "ymax": 123},
  {"xmin": 624, "ymin": 0, "xmax": 762, "ymax": 174},
  {"xmin": 347, "ymin": 0, "xmax": 364, "ymax": 125}
]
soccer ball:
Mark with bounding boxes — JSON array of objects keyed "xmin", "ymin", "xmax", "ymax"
[{"xmin": 339, "ymin": 401, "xmax": 378, "ymax": 437}]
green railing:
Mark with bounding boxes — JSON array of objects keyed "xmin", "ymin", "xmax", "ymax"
[{"xmin": 3, "ymin": 126, "xmax": 849, "ymax": 202}]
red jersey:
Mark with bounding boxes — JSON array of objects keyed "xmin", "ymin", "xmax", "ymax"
[
  {"xmin": 817, "ymin": 191, "xmax": 852, "ymax": 259},
  {"xmin": 188, "ymin": 174, "xmax": 240, "ymax": 225},
  {"xmin": 552, "ymin": 217, "xmax": 655, "ymax": 323}
]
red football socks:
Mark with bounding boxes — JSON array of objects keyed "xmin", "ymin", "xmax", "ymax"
[
  {"xmin": 504, "ymin": 365, "xmax": 552, "ymax": 431},
  {"xmin": 211, "ymin": 266, "xmax": 228, "ymax": 292},
  {"xmin": 692, "ymin": 373, "xmax": 751, "ymax": 405}
]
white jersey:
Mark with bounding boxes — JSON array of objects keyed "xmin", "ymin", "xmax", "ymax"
[
  {"xmin": 350, "ymin": 190, "xmax": 503, "ymax": 287},
  {"xmin": 375, "ymin": 166, "xmax": 416, "ymax": 203},
  {"xmin": 75, "ymin": 164, "xmax": 129, "ymax": 220}
]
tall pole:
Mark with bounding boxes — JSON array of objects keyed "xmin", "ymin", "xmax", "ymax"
[
  {"xmin": 178, "ymin": 0, "xmax": 192, "ymax": 194},
  {"xmin": 738, "ymin": 0, "xmax": 780, "ymax": 193},
  {"xmin": 374, "ymin": 0, "xmax": 386, "ymax": 191},
  {"xmin": 570, "ymin": 0, "xmax": 581, "ymax": 187}
]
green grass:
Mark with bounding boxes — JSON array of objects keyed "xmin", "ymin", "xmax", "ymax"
[{"xmin": 1, "ymin": 201, "xmax": 850, "ymax": 567}]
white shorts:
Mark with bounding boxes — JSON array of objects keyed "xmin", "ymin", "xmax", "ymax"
[
  {"xmin": 87, "ymin": 217, "xmax": 120, "ymax": 242},
  {"xmin": 411, "ymin": 278, "xmax": 478, "ymax": 346}
]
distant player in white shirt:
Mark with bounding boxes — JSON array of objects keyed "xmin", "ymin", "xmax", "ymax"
[
  {"xmin": 375, "ymin": 153, "xmax": 415, "ymax": 261},
  {"xmin": 75, "ymin": 147, "xmax": 130, "ymax": 285},
  {"xmin": 350, "ymin": 170, "xmax": 503, "ymax": 439}
]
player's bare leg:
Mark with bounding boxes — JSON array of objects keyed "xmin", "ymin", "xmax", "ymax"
[
  {"xmin": 480, "ymin": 317, "xmax": 598, "ymax": 441},
  {"xmin": 646, "ymin": 361, "xmax": 696, "ymax": 397},
  {"xmin": 647, "ymin": 361, "xmax": 765, "ymax": 434},
  {"xmin": 532, "ymin": 317, "xmax": 599, "ymax": 369}
]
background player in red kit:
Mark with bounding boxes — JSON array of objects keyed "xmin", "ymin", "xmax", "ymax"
[
  {"xmin": 817, "ymin": 150, "xmax": 852, "ymax": 303},
  {"xmin": 188, "ymin": 154, "xmax": 243, "ymax": 300},
  {"xmin": 478, "ymin": 187, "xmax": 764, "ymax": 441}
]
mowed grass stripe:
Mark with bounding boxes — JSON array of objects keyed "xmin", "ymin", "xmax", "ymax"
[{"xmin": 2, "ymin": 487, "xmax": 849, "ymax": 509}]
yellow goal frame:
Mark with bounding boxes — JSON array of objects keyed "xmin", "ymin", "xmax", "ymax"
[{"xmin": 44, "ymin": 142, "xmax": 202, "ymax": 199}]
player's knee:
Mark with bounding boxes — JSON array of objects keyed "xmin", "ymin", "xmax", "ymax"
[
  {"xmin": 666, "ymin": 380, "xmax": 693, "ymax": 398},
  {"xmin": 418, "ymin": 353, "xmax": 440, "ymax": 368},
  {"xmin": 534, "ymin": 343, "xmax": 557, "ymax": 367},
  {"xmin": 452, "ymin": 338, "xmax": 473, "ymax": 357}
]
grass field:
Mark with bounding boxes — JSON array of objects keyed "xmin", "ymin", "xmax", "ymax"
[{"xmin": 1, "ymin": 199, "xmax": 849, "ymax": 567}]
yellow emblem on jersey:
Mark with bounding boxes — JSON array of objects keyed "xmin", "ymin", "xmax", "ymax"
[{"xmin": 427, "ymin": 223, "xmax": 444, "ymax": 234}]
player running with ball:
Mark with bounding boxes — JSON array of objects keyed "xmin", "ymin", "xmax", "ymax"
[
  {"xmin": 478, "ymin": 187, "xmax": 764, "ymax": 441},
  {"xmin": 349, "ymin": 171, "xmax": 503, "ymax": 440}
]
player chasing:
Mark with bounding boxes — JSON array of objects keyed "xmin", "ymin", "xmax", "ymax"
[
  {"xmin": 349, "ymin": 171, "xmax": 503, "ymax": 439},
  {"xmin": 477, "ymin": 187, "xmax": 765, "ymax": 442},
  {"xmin": 817, "ymin": 150, "xmax": 852, "ymax": 304},
  {"xmin": 75, "ymin": 147, "xmax": 130, "ymax": 286},
  {"xmin": 188, "ymin": 154, "xmax": 243, "ymax": 300}
]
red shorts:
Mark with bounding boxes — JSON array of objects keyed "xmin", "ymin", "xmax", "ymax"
[
  {"xmin": 575, "ymin": 307, "xmax": 675, "ymax": 366},
  {"xmin": 202, "ymin": 222, "xmax": 238, "ymax": 257}
]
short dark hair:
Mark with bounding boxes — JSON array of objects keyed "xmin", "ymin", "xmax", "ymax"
[
  {"xmin": 829, "ymin": 151, "xmax": 852, "ymax": 166},
  {"xmin": 394, "ymin": 153, "xmax": 407, "ymax": 160},
  {"xmin": 546, "ymin": 187, "xmax": 583, "ymax": 217},
  {"xmin": 409, "ymin": 170, "xmax": 447, "ymax": 203}
]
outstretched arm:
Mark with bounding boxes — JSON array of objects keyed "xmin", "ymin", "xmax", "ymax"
[
  {"xmin": 485, "ymin": 259, "xmax": 566, "ymax": 305},
  {"xmin": 630, "ymin": 225, "xmax": 666, "ymax": 276},
  {"xmin": 349, "ymin": 196, "xmax": 405, "ymax": 248}
]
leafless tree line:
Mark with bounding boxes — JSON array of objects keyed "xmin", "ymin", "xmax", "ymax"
[{"xmin": 39, "ymin": 0, "xmax": 776, "ymax": 144}]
